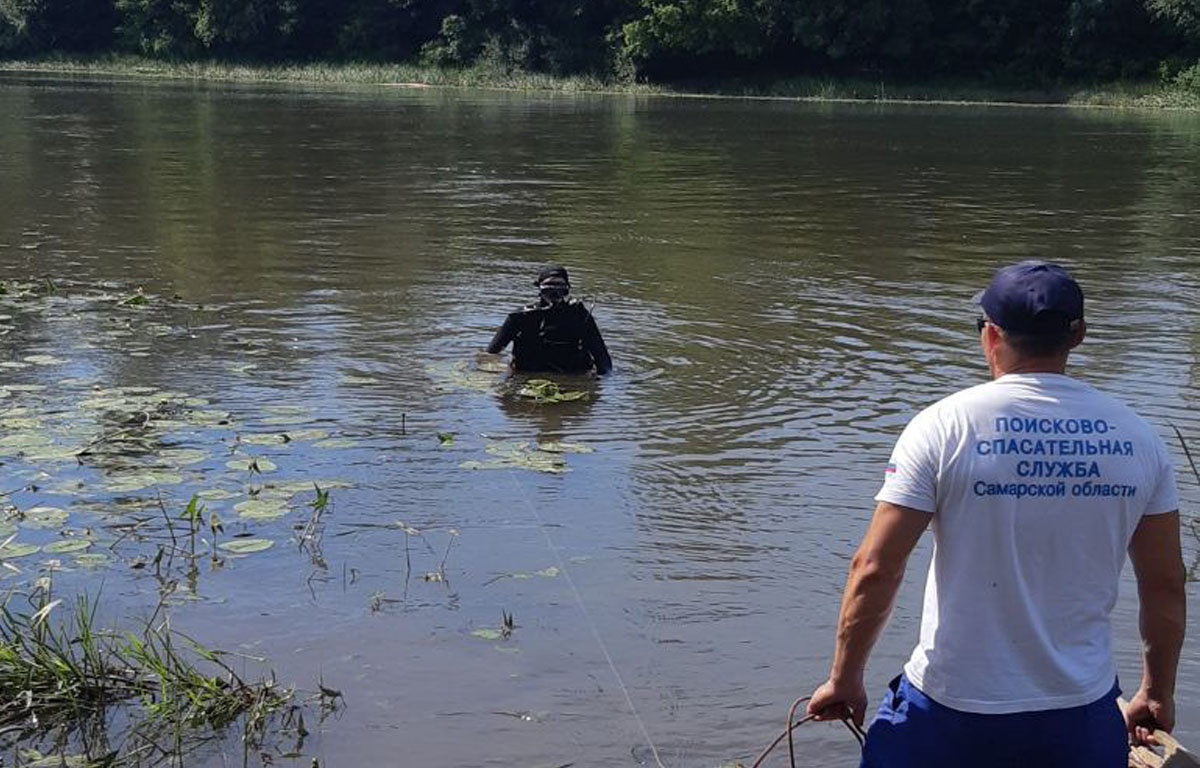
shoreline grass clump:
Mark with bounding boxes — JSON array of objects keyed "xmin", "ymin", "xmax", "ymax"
[
  {"xmin": 1, "ymin": 55, "xmax": 1199, "ymax": 109},
  {"xmin": 0, "ymin": 581, "xmax": 297, "ymax": 766}
]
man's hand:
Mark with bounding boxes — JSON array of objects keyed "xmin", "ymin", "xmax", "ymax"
[
  {"xmin": 1123, "ymin": 688, "xmax": 1175, "ymax": 745},
  {"xmin": 807, "ymin": 677, "xmax": 868, "ymax": 728}
]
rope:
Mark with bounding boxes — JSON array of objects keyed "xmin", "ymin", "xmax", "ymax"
[
  {"xmin": 749, "ymin": 696, "xmax": 867, "ymax": 768},
  {"xmin": 505, "ymin": 472, "xmax": 668, "ymax": 768}
]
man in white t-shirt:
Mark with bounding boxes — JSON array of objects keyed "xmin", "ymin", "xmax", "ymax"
[{"xmin": 807, "ymin": 261, "xmax": 1185, "ymax": 767}]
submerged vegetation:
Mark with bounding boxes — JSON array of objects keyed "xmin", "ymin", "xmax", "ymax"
[
  {"xmin": 0, "ymin": 273, "xmax": 603, "ymax": 761},
  {"xmin": 0, "ymin": 580, "xmax": 317, "ymax": 766},
  {"xmin": 0, "ymin": 279, "xmax": 365, "ymax": 762}
]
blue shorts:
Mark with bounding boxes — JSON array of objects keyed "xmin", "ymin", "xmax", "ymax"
[{"xmin": 860, "ymin": 674, "xmax": 1128, "ymax": 768}]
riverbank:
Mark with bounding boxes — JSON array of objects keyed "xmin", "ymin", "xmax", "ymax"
[{"xmin": 2, "ymin": 55, "xmax": 1199, "ymax": 109}]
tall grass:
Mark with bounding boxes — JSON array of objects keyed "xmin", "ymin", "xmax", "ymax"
[
  {"xmin": 0, "ymin": 580, "xmax": 297, "ymax": 766},
  {"xmin": 2, "ymin": 56, "xmax": 1200, "ymax": 108}
]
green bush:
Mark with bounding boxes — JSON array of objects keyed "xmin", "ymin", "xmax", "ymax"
[{"xmin": 1174, "ymin": 60, "xmax": 1200, "ymax": 92}]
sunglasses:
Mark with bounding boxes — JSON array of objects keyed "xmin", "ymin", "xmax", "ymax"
[{"xmin": 976, "ymin": 317, "xmax": 989, "ymax": 332}]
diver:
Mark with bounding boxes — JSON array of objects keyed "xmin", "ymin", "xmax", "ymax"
[{"xmin": 486, "ymin": 265, "xmax": 612, "ymax": 375}]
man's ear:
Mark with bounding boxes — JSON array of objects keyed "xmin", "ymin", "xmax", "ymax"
[{"xmin": 1068, "ymin": 319, "xmax": 1086, "ymax": 350}]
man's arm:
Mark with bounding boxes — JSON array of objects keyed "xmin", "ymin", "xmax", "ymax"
[
  {"xmin": 1124, "ymin": 510, "xmax": 1186, "ymax": 742},
  {"xmin": 581, "ymin": 312, "xmax": 612, "ymax": 374},
  {"xmin": 808, "ymin": 501, "xmax": 931, "ymax": 726},
  {"xmin": 487, "ymin": 314, "xmax": 518, "ymax": 354}
]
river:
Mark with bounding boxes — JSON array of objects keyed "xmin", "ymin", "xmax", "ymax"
[{"xmin": 0, "ymin": 73, "xmax": 1198, "ymax": 766}]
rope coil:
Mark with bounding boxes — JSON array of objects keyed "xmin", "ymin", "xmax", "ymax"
[{"xmin": 749, "ymin": 696, "xmax": 866, "ymax": 768}]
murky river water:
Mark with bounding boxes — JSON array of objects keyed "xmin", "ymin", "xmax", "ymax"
[{"xmin": 1, "ymin": 74, "xmax": 1199, "ymax": 766}]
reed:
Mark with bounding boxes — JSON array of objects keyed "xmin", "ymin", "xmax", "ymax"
[{"xmin": 0, "ymin": 580, "xmax": 295, "ymax": 765}]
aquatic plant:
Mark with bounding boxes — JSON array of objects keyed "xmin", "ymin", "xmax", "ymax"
[
  {"xmin": 0, "ymin": 580, "xmax": 298, "ymax": 766},
  {"xmin": 515, "ymin": 379, "xmax": 588, "ymax": 404}
]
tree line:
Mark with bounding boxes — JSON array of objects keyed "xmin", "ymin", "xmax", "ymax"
[{"xmin": 2, "ymin": 0, "xmax": 1199, "ymax": 87}]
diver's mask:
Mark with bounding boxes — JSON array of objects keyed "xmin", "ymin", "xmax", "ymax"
[{"xmin": 537, "ymin": 278, "xmax": 570, "ymax": 304}]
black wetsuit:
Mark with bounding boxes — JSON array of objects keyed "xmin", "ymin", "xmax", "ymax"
[{"xmin": 487, "ymin": 299, "xmax": 612, "ymax": 375}]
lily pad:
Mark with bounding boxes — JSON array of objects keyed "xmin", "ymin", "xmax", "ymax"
[
  {"xmin": 23, "ymin": 507, "xmax": 70, "ymax": 529},
  {"xmin": 234, "ymin": 499, "xmax": 289, "ymax": 520},
  {"xmin": 74, "ymin": 553, "xmax": 112, "ymax": 568},
  {"xmin": 469, "ymin": 441, "xmax": 570, "ymax": 474},
  {"xmin": 226, "ymin": 457, "xmax": 278, "ymax": 473},
  {"xmin": 43, "ymin": 540, "xmax": 91, "ymax": 554},
  {"xmin": 263, "ymin": 405, "xmax": 311, "ymax": 416},
  {"xmin": 536, "ymin": 441, "xmax": 594, "ymax": 454},
  {"xmin": 0, "ymin": 541, "xmax": 40, "ymax": 559},
  {"xmin": 0, "ymin": 432, "xmax": 52, "ymax": 456},
  {"xmin": 105, "ymin": 472, "xmax": 184, "ymax": 493},
  {"xmin": 470, "ymin": 628, "xmax": 505, "ymax": 641},
  {"xmin": 188, "ymin": 410, "xmax": 232, "ymax": 426},
  {"xmin": 516, "ymin": 379, "xmax": 588, "ymax": 403},
  {"xmin": 240, "ymin": 433, "xmax": 289, "ymax": 446},
  {"xmin": 283, "ymin": 429, "xmax": 328, "ymax": 442},
  {"xmin": 159, "ymin": 448, "xmax": 210, "ymax": 467},
  {"xmin": 313, "ymin": 439, "xmax": 361, "ymax": 449},
  {"xmin": 218, "ymin": 538, "xmax": 275, "ymax": 554},
  {"xmin": 197, "ymin": 488, "xmax": 239, "ymax": 501}
]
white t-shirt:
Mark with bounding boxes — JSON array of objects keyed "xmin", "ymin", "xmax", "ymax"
[{"xmin": 876, "ymin": 372, "xmax": 1179, "ymax": 714}]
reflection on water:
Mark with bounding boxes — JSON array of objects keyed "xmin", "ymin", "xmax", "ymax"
[{"xmin": 1, "ymin": 74, "xmax": 1199, "ymax": 765}]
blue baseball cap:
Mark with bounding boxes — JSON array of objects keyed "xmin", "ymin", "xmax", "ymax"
[{"xmin": 978, "ymin": 261, "xmax": 1084, "ymax": 334}]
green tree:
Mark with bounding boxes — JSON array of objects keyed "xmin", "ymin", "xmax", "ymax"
[
  {"xmin": 115, "ymin": 0, "xmax": 202, "ymax": 56},
  {"xmin": 1146, "ymin": 0, "xmax": 1200, "ymax": 37},
  {"xmin": 1, "ymin": 0, "xmax": 116, "ymax": 51}
]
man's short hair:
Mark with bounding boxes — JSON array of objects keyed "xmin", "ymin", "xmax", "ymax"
[{"xmin": 1000, "ymin": 327, "xmax": 1077, "ymax": 357}]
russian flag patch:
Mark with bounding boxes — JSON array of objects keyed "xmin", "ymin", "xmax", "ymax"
[{"xmin": 884, "ymin": 462, "xmax": 897, "ymax": 475}]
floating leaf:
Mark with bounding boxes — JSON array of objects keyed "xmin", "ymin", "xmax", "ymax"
[
  {"xmin": 263, "ymin": 405, "xmax": 311, "ymax": 416},
  {"xmin": 534, "ymin": 567, "xmax": 561, "ymax": 578},
  {"xmin": 188, "ymin": 410, "xmax": 232, "ymax": 426},
  {"xmin": 234, "ymin": 499, "xmax": 289, "ymax": 520},
  {"xmin": 197, "ymin": 489, "xmax": 239, "ymax": 501},
  {"xmin": 470, "ymin": 628, "xmax": 505, "ymax": 641},
  {"xmin": 0, "ymin": 542, "xmax": 39, "ymax": 559},
  {"xmin": 438, "ymin": 432, "xmax": 455, "ymax": 446},
  {"xmin": 240, "ymin": 433, "xmax": 288, "ymax": 446},
  {"xmin": 23, "ymin": 751, "xmax": 89, "ymax": 768},
  {"xmin": 536, "ymin": 441, "xmax": 594, "ymax": 454},
  {"xmin": 218, "ymin": 538, "xmax": 275, "ymax": 554},
  {"xmin": 485, "ymin": 440, "xmax": 529, "ymax": 458},
  {"xmin": 0, "ymin": 417, "xmax": 41, "ymax": 430},
  {"xmin": 313, "ymin": 439, "xmax": 360, "ymax": 449},
  {"xmin": 226, "ymin": 457, "xmax": 278, "ymax": 473},
  {"xmin": 24, "ymin": 446, "xmax": 81, "ymax": 462},
  {"xmin": 475, "ymin": 359, "xmax": 509, "ymax": 374},
  {"xmin": 22, "ymin": 507, "xmax": 69, "ymax": 529},
  {"xmin": 74, "ymin": 553, "xmax": 112, "ymax": 568},
  {"xmin": 105, "ymin": 472, "xmax": 184, "ymax": 493},
  {"xmin": 118, "ymin": 292, "xmax": 148, "ymax": 307},
  {"xmin": 43, "ymin": 540, "xmax": 91, "ymax": 554},
  {"xmin": 516, "ymin": 379, "xmax": 588, "ymax": 403},
  {"xmin": 283, "ymin": 429, "xmax": 328, "ymax": 442},
  {"xmin": 0, "ymin": 433, "xmax": 52, "ymax": 456},
  {"xmin": 159, "ymin": 448, "xmax": 209, "ymax": 467}
]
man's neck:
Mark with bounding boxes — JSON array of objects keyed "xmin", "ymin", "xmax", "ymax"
[{"xmin": 990, "ymin": 359, "xmax": 1068, "ymax": 378}]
